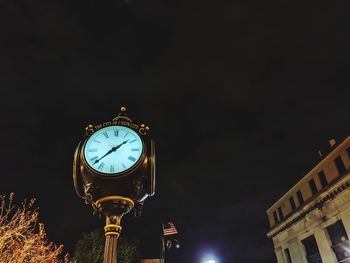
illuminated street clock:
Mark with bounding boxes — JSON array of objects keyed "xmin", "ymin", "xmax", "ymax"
[
  {"xmin": 83, "ymin": 126, "xmax": 144, "ymax": 175},
  {"xmin": 73, "ymin": 106, "xmax": 155, "ymax": 216},
  {"xmin": 73, "ymin": 106, "xmax": 156, "ymax": 263}
]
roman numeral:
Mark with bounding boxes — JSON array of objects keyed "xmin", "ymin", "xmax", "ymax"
[
  {"xmin": 110, "ymin": 165, "xmax": 114, "ymax": 173},
  {"xmin": 123, "ymin": 132, "xmax": 129, "ymax": 138},
  {"xmin": 129, "ymin": 139, "xmax": 137, "ymax": 144},
  {"xmin": 128, "ymin": 156, "xmax": 136, "ymax": 162},
  {"xmin": 131, "ymin": 148, "xmax": 140, "ymax": 151},
  {"xmin": 122, "ymin": 163, "xmax": 126, "ymax": 169},
  {"xmin": 98, "ymin": 162, "xmax": 105, "ymax": 170},
  {"xmin": 114, "ymin": 129, "xmax": 119, "ymax": 137},
  {"xmin": 93, "ymin": 139, "xmax": 101, "ymax": 143},
  {"xmin": 90, "ymin": 156, "xmax": 98, "ymax": 162},
  {"xmin": 89, "ymin": 149, "xmax": 97, "ymax": 152},
  {"xmin": 103, "ymin": 131, "xmax": 109, "ymax": 138}
]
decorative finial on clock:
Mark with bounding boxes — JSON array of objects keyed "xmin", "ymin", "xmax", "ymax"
[
  {"xmin": 139, "ymin": 124, "xmax": 150, "ymax": 135},
  {"xmin": 85, "ymin": 124, "xmax": 94, "ymax": 136},
  {"xmin": 113, "ymin": 106, "xmax": 132, "ymax": 122}
]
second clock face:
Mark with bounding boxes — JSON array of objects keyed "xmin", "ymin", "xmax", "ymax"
[{"xmin": 84, "ymin": 125, "xmax": 143, "ymax": 175}]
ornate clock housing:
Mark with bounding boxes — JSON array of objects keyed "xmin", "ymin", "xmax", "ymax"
[
  {"xmin": 73, "ymin": 107, "xmax": 155, "ymax": 216},
  {"xmin": 83, "ymin": 125, "xmax": 144, "ymax": 176}
]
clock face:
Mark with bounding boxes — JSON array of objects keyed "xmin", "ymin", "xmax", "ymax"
[{"xmin": 83, "ymin": 125, "xmax": 143, "ymax": 175}]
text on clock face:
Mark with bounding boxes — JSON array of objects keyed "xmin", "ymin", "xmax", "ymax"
[{"xmin": 84, "ymin": 125, "xmax": 143, "ymax": 174}]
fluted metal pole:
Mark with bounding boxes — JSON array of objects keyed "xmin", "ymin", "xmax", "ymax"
[{"xmin": 104, "ymin": 215, "xmax": 122, "ymax": 263}]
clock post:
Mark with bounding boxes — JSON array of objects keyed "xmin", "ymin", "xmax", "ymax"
[{"xmin": 73, "ymin": 107, "xmax": 156, "ymax": 263}]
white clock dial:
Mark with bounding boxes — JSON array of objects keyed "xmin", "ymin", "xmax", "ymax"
[{"xmin": 84, "ymin": 125, "xmax": 143, "ymax": 175}]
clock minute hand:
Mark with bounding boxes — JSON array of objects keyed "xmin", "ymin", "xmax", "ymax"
[
  {"xmin": 93, "ymin": 148, "xmax": 114, "ymax": 164},
  {"xmin": 93, "ymin": 140, "xmax": 129, "ymax": 164}
]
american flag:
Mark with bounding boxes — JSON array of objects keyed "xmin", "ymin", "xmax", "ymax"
[{"xmin": 163, "ymin": 222, "xmax": 178, "ymax": 236}]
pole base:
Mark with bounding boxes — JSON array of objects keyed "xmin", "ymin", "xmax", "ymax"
[{"xmin": 95, "ymin": 196, "xmax": 134, "ymax": 263}]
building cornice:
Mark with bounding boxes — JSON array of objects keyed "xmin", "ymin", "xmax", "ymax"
[
  {"xmin": 266, "ymin": 136, "xmax": 350, "ymax": 214},
  {"xmin": 267, "ymin": 173, "xmax": 350, "ymax": 238}
]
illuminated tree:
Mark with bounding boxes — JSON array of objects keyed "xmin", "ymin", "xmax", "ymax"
[{"xmin": 0, "ymin": 193, "xmax": 68, "ymax": 263}]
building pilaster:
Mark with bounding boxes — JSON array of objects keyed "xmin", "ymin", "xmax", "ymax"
[
  {"xmin": 314, "ymin": 226, "xmax": 337, "ymax": 263},
  {"xmin": 340, "ymin": 209, "xmax": 350, "ymax": 237},
  {"xmin": 289, "ymin": 238, "xmax": 306, "ymax": 263},
  {"xmin": 275, "ymin": 247, "xmax": 284, "ymax": 263}
]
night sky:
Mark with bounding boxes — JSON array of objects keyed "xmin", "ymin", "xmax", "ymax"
[{"xmin": 0, "ymin": 0, "xmax": 349, "ymax": 262}]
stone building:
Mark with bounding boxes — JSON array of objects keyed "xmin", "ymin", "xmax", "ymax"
[{"xmin": 266, "ymin": 137, "xmax": 350, "ymax": 263}]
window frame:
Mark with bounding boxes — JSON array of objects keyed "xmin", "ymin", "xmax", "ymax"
[
  {"xmin": 318, "ymin": 170, "xmax": 328, "ymax": 188},
  {"xmin": 309, "ymin": 178, "xmax": 318, "ymax": 196},
  {"xmin": 334, "ymin": 156, "xmax": 346, "ymax": 175},
  {"xmin": 289, "ymin": 196, "xmax": 297, "ymax": 210},
  {"xmin": 296, "ymin": 190, "xmax": 304, "ymax": 206}
]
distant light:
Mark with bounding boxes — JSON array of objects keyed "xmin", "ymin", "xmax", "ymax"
[{"xmin": 201, "ymin": 251, "xmax": 218, "ymax": 263}]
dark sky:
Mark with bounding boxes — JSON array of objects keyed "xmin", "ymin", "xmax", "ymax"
[{"xmin": 0, "ymin": 0, "xmax": 349, "ymax": 262}]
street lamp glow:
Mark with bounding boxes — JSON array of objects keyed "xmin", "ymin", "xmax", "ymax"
[{"xmin": 200, "ymin": 251, "xmax": 218, "ymax": 263}]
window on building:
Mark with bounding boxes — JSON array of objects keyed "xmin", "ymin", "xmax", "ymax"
[
  {"xmin": 273, "ymin": 211, "xmax": 278, "ymax": 224},
  {"xmin": 289, "ymin": 196, "xmax": 296, "ymax": 210},
  {"xmin": 334, "ymin": 156, "xmax": 346, "ymax": 175},
  {"xmin": 301, "ymin": 235, "xmax": 323, "ymax": 263},
  {"xmin": 318, "ymin": 171, "xmax": 328, "ymax": 188},
  {"xmin": 284, "ymin": 248, "xmax": 292, "ymax": 263},
  {"xmin": 308, "ymin": 179, "xmax": 318, "ymax": 195},
  {"xmin": 296, "ymin": 190, "xmax": 304, "ymax": 206},
  {"xmin": 277, "ymin": 207, "xmax": 283, "ymax": 221},
  {"xmin": 326, "ymin": 220, "xmax": 350, "ymax": 262}
]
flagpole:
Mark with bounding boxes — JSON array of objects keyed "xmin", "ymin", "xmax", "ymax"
[
  {"xmin": 162, "ymin": 235, "xmax": 165, "ymax": 263},
  {"xmin": 161, "ymin": 222, "xmax": 179, "ymax": 262},
  {"xmin": 159, "ymin": 233, "xmax": 162, "ymax": 263},
  {"xmin": 161, "ymin": 223, "xmax": 165, "ymax": 263}
]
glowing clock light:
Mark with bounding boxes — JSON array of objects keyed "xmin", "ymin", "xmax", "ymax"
[{"xmin": 84, "ymin": 125, "xmax": 143, "ymax": 174}]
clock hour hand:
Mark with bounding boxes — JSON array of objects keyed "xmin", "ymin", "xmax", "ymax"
[
  {"xmin": 93, "ymin": 140, "xmax": 129, "ymax": 164},
  {"xmin": 114, "ymin": 139, "xmax": 129, "ymax": 151}
]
